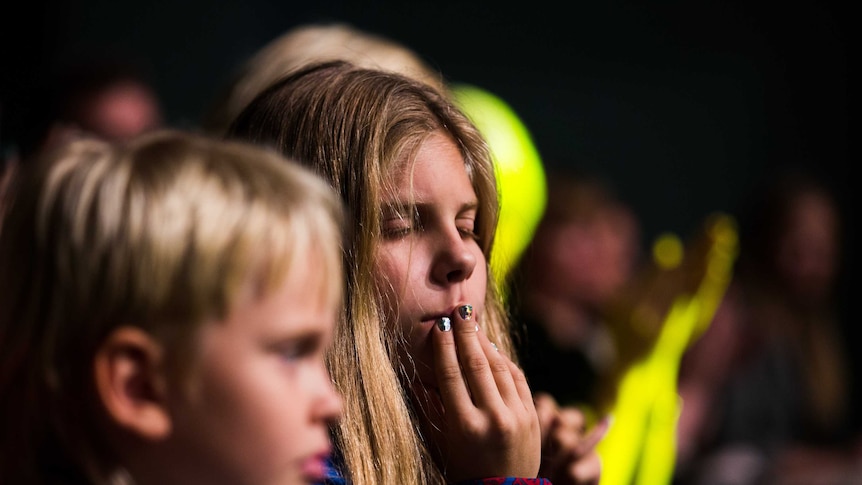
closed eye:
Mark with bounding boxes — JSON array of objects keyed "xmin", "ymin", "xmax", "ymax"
[
  {"xmin": 457, "ymin": 220, "xmax": 478, "ymax": 240},
  {"xmin": 457, "ymin": 205, "xmax": 479, "ymax": 241},
  {"xmin": 381, "ymin": 205, "xmax": 421, "ymax": 239}
]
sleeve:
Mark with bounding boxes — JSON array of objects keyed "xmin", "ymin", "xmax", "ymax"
[{"xmin": 455, "ymin": 478, "xmax": 553, "ymax": 485}]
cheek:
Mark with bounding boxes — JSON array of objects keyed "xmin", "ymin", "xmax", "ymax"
[
  {"xmin": 374, "ymin": 246, "xmax": 409, "ymax": 294},
  {"xmin": 372, "ymin": 253, "xmax": 405, "ymax": 323},
  {"xmin": 373, "ymin": 245, "xmax": 428, "ymax": 318},
  {"xmin": 473, "ymin": 250, "xmax": 489, "ymax": 299}
]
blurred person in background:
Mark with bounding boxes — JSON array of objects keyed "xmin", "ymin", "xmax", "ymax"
[
  {"xmin": 9, "ymin": 55, "xmax": 163, "ymax": 166},
  {"xmin": 2, "ymin": 55, "xmax": 163, "ymax": 223},
  {"xmin": 675, "ymin": 168, "xmax": 861, "ymax": 484},
  {"xmin": 509, "ymin": 168, "xmax": 642, "ymax": 412}
]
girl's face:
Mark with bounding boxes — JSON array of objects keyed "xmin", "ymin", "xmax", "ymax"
[
  {"xmin": 374, "ymin": 131, "xmax": 488, "ymax": 388},
  {"xmin": 775, "ymin": 192, "xmax": 839, "ymax": 304}
]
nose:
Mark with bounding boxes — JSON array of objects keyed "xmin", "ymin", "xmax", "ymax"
[
  {"xmin": 431, "ymin": 230, "xmax": 478, "ymax": 284},
  {"xmin": 313, "ymin": 366, "xmax": 343, "ymax": 424}
]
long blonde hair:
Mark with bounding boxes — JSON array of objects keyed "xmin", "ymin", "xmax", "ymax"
[
  {"xmin": 227, "ymin": 61, "xmax": 514, "ymax": 484},
  {"xmin": 0, "ymin": 130, "xmax": 343, "ymax": 484}
]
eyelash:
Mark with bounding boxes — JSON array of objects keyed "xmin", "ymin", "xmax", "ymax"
[
  {"xmin": 381, "ymin": 219, "xmax": 478, "ymax": 240},
  {"xmin": 458, "ymin": 225, "xmax": 479, "ymax": 240},
  {"xmin": 382, "ymin": 211, "xmax": 421, "ymax": 239},
  {"xmin": 277, "ymin": 338, "xmax": 317, "ymax": 362}
]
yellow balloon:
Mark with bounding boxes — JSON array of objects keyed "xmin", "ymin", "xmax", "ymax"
[{"xmin": 451, "ymin": 84, "xmax": 547, "ymax": 291}]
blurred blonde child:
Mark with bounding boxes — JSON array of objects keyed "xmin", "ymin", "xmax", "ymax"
[{"xmin": 0, "ymin": 130, "xmax": 344, "ymax": 485}]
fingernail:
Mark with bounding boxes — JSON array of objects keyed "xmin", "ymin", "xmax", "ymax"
[
  {"xmin": 458, "ymin": 304, "xmax": 473, "ymax": 321},
  {"xmin": 491, "ymin": 342, "xmax": 498, "ymax": 351},
  {"xmin": 436, "ymin": 317, "xmax": 452, "ymax": 332}
]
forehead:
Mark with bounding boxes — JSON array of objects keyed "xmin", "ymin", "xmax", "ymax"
[
  {"xmin": 284, "ymin": 244, "xmax": 341, "ymax": 304},
  {"xmin": 243, "ymin": 235, "xmax": 342, "ymax": 316},
  {"xmin": 386, "ymin": 132, "xmax": 471, "ymax": 197}
]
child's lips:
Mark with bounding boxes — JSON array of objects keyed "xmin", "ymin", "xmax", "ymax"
[
  {"xmin": 420, "ymin": 305, "xmax": 461, "ymax": 324},
  {"xmin": 301, "ymin": 452, "xmax": 330, "ymax": 482},
  {"xmin": 421, "ymin": 315, "xmax": 447, "ymax": 326},
  {"xmin": 420, "ymin": 304, "xmax": 480, "ymax": 327}
]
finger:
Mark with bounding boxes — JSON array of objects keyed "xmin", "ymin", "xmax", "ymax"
[
  {"xmin": 432, "ymin": 314, "xmax": 474, "ymax": 414},
  {"xmin": 545, "ymin": 407, "xmax": 586, "ymax": 453},
  {"xmin": 480, "ymin": 331, "xmax": 523, "ymax": 408},
  {"xmin": 567, "ymin": 450, "xmax": 602, "ymax": 485},
  {"xmin": 508, "ymin": 359, "xmax": 535, "ymax": 413},
  {"xmin": 451, "ymin": 304, "xmax": 506, "ymax": 409},
  {"xmin": 472, "ymin": 316, "xmax": 531, "ymax": 413},
  {"xmin": 535, "ymin": 392, "xmax": 559, "ymax": 442},
  {"xmin": 556, "ymin": 406, "xmax": 587, "ymax": 435},
  {"xmin": 575, "ymin": 415, "xmax": 612, "ymax": 456},
  {"xmin": 553, "ymin": 414, "xmax": 612, "ymax": 470}
]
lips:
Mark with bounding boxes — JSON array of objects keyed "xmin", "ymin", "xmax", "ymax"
[
  {"xmin": 420, "ymin": 315, "xmax": 448, "ymax": 327},
  {"xmin": 300, "ymin": 451, "xmax": 331, "ymax": 482},
  {"xmin": 420, "ymin": 305, "xmax": 461, "ymax": 325},
  {"xmin": 420, "ymin": 303, "xmax": 479, "ymax": 325}
]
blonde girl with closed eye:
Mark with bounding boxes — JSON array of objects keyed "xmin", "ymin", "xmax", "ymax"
[{"xmin": 227, "ymin": 60, "xmax": 571, "ymax": 484}]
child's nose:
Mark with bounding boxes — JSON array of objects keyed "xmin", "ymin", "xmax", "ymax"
[
  {"xmin": 431, "ymin": 232, "xmax": 477, "ymax": 284},
  {"xmin": 313, "ymin": 367, "xmax": 343, "ymax": 423}
]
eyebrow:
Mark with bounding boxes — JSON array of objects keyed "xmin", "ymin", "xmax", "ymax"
[{"xmin": 382, "ymin": 200, "xmax": 480, "ymax": 215}]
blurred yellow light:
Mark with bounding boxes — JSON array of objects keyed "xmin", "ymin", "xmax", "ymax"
[
  {"xmin": 451, "ymin": 84, "xmax": 547, "ymax": 292},
  {"xmin": 653, "ymin": 233, "xmax": 683, "ymax": 270}
]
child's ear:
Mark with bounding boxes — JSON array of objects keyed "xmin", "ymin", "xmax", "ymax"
[{"xmin": 94, "ymin": 326, "xmax": 172, "ymax": 440}]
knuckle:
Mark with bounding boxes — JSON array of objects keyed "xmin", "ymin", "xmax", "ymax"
[
  {"xmin": 553, "ymin": 429, "xmax": 579, "ymax": 451},
  {"xmin": 570, "ymin": 452, "xmax": 601, "ymax": 484},
  {"xmin": 437, "ymin": 362, "xmax": 463, "ymax": 383},
  {"xmin": 458, "ymin": 417, "xmax": 488, "ymax": 441},
  {"xmin": 487, "ymin": 409, "xmax": 519, "ymax": 439},
  {"xmin": 489, "ymin": 358, "xmax": 510, "ymax": 375},
  {"xmin": 560, "ymin": 408, "xmax": 586, "ymax": 431},
  {"xmin": 509, "ymin": 365, "xmax": 528, "ymax": 383},
  {"xmin": 463, "ymin": 354, "xmax": 487, "ymax": 374}
]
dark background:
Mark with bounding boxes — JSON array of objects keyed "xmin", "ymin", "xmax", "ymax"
[
  {"xmin": 2, "ymin": 0, "xmax": 850, "ymax": 248},
  {"xmin": 2, "ymin": 0, "xmax": 855, "ymax": 423}
]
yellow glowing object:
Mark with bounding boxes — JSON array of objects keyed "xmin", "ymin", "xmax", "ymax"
[
  {"xmin": 451, "ymin": 84, "xmax": 547, "ymax": 291},
  {"xmin": 653, "ymin": 233, "xmax": 684, "ymax": 270},
  {"xmin": 597, "ymin": 213, "xmax": 738, "ymax": 485}
]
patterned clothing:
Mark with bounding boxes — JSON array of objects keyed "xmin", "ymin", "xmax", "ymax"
[
  {"xmin": 458, "ymin": 479, "xmax": 553, "ymax": 485},
  {"xmin": 321, "ymin": 455, "xmax": 553, "ymax": 485}
]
